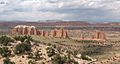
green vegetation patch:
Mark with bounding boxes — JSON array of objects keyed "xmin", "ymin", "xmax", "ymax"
[
  {"xmin": 14, "ymin": 35, "xmax": 33, "ymax": 42},
  {"xmin": 14, "ymin": 43, "xmax": 31, "ymax": 54},
  {"xmin": 0, "ymin": 47, "xmax": 11, "ymax": 57},
  {"xmin": 75, "ymin": 40, "xmax": 98, "ymax": 43},
  {"xmin": 0, "ymin": 35, "xmax": 14, "ymax": 46}
]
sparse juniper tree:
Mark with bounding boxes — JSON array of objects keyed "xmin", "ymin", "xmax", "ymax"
[
  {"xmin": 0, "ymin": 35, "xmax": 14, "ymax": 46},
  {"xmin": 14, "ymin": 43, "xmax": 31, "ymax": 54},
  {"xmin": 14, "ymin": 36, "xmax": 25, "ymax": 42},
  {"xmin": 24, "ymin": 35, "xmax": 33, "ymax": 43},
  {"xmin": 52, "ymin": 54, "xmax": 65, "ymax": 64},
  {"xmin": 46, "ymin": 47, "xmax": 55, "ymax": 57},
  {"xmin": 0, "ymin": 47, "xmax": 11, "ymax": 57}
]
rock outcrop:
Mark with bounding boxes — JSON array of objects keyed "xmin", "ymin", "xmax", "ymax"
[
  {"xmin": 11, "ymin": 25, "xmax": 38, "ymax": 35},
  {"xmin": 80, "ymin": 30, "xmax": 106, "ymax": 40},
  {"xmin": 50, "ymin": 28, "xmax": 68, "ymax": 38}
]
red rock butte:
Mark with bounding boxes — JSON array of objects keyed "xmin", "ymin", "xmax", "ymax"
[{"xmin": 80, "ymin": 30, "xmax": 106, "ymax": 41}]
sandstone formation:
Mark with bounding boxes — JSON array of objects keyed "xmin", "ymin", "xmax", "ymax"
[
  {"xmin": 50, "ymin": 28, "xmax": 68, "ymax": 38},
  {"xmin": 11, "ymin": 25, "xmax": 38, "ymax": 35},
  {"xmin": 80, "ymin": 30, "xmax": 106, "ymax": 40},
  {"xmin": 40, "ymin": 30, "xmax": 49, "ymax": 37},
  {"xmin": 94, "ymin": 30, "xmax": 106, "ymax": 40}
]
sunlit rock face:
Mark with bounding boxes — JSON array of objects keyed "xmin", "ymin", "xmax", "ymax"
[
  {"xmin": 11, "ymin": 25, "xmax": 38, "ymax": 35},
  {"xmin": 12, "ymin": 25, "xmax": 47, "ymax": 36},
  {"xmin": 50, "ymin": 28, "xmax": 68, "ymax": 38}
]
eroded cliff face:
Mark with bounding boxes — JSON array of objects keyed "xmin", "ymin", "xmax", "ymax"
[
  {"xmin": 11, "ymin": 25, "xmax": 69, "ymax": 38},
  {"xmin": 50, "ymin": 28, "xmax": 68, "ymax": 38},
  {"xmin": 11, "ymin": 25, "xmax": 37, "ymax": 35}
]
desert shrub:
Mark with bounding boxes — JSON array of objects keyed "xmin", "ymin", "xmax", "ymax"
[
  {"xmin": 28, "ymin": 51, "xmax": 43, "ymax": 61},
  {"xmin": 52, "ymin": 45, "xmax": 56, "ymax": 48},
  {"xmin": 14, "ymin": 36, "xmax": 25, "ymax": 42},
  {"xmin": 28, "ymin": 60, "xmax": 36, "ymax": 64},
  {"xmin": 66, "ymin": 54, "xmax": 78, "ymax": 64},
  {"xmin": 14, "ymin": 35, "xmax": 33, "ymax": 42},
  {"xmin": 14, "ymin": 43, "xmax": 31, "ymax": 54},
  {"xmin": 76, "ymin": 40, "xmax": 98, "ymax": 43},
  {"xmin": 0, "ymin": 47, "xmax": 11, "ymax": 57},
  {"xmin": 52, "ymin": 54, "xmax": 78, "ymax": 64},
  {"xmin": 52, "ymin": 54, "xmax": 66, "ymax": 64},
  {"xmin": 24, "ymin": 35, "xmax": 33, "ymax": 43},
  {"xmin": 48, "ymin": 43, "xmax": 51, "ymax": 46},
  {"xmin": 3, "ymin": 57, "xmax": 15, "ymax": 64},
  {"xmin": 46, "ymin": 47, "xmax": 55, "ymax": 57},
  {"xmin": 73, "ymin": 50, "xmax": 79, "ymax": 56},
  {"xmin": 0, "ymin": 35, "xmax": 14, "ymax": 46}
]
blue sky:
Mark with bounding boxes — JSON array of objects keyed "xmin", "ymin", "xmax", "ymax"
[{"xmin": 0, "ymin": 0, "xmax": 120, "ymax": 22}]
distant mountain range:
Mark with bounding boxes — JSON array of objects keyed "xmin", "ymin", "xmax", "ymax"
[{"xmin": 0, "ymin": 21, "xmax": 120, "ymax": 27}]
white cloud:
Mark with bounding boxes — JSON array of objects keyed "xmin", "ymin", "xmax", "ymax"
[
  {"xmin": 0, "ymin": 11, "xmax": 68, "ymax": 21},
  {"xmin": 0, "ymin": 0, "xmax": 120, "ymax": 22}
]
